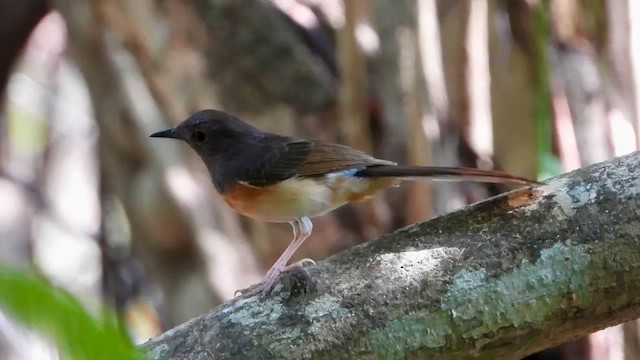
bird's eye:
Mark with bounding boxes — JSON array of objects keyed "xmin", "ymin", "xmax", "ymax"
[{"xmin": 191, "ymin": 131, "xmax": 206, "ymax": 143}]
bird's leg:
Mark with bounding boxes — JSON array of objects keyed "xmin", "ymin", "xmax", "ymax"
[
  {"xmin": 262, "ymin": 217, "xmax": 314, "ymax": 286},
  {"xmin": 236, "ymin": 217, "xmax": 314, "ymax": 296}
]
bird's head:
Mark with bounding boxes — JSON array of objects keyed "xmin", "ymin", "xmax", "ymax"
[{"xmin": 150, "ymin": 109, "xmax": 260, "ymax": 159}]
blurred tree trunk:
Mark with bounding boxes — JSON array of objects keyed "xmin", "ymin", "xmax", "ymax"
[{"xmin": 490, "ymin": 1, "xmax": 538, "ymax": 180}]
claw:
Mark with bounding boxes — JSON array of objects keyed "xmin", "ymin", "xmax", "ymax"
[
  {"xmin": 285, "ymin": 258, "xmax": 316, "ymax": 270},
  {"xmin": 234, "ymin": 281, "xmax": 274, "ymax": 297}
]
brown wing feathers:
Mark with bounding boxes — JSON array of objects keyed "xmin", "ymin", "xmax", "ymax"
[
  {"xmin": 295, "ymin": 142, "xmax": 394, "ymax": 176},
  {"xmin": 241, "ymin": 137, "xmax": 536, "ymax": 186},
  {"xmin": 239, "ymin": 139, "xmax": 388, "ymax": 186}
]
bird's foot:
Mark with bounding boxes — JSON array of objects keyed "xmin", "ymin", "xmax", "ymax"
[
  {"xmin": 234, "ymin": 258, "xmax": 316, "ymax": 297},
  {"xmin": 234, "ymin": 279, "xmax": 276, "ymax": 298}
]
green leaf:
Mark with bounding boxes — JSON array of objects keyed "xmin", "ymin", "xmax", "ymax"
[
  {"xmin": 0, "ymin": 268, "xmax": 143, "ymax": 360},
  {"xmin": 538, "ymin": 153, "xmax": 564, "ymax": 180}
]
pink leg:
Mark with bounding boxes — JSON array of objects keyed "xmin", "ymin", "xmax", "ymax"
[{"xmin": 236, "ymin": 217, "xmax": 313, "ymax": 296}]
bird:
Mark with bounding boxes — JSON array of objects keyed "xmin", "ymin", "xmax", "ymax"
[{"xmin": 150, "ymin": 109, "xmax": 537, "ymax": 296}]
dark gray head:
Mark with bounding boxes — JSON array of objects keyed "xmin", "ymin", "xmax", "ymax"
[{"xmin": 150, "ymin": 110, "xmax": 262, "ymax": 159}]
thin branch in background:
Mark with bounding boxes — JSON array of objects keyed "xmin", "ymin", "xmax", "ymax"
[
  {"xmin": 465, "ymin": 0, "xmax": 493, "ymax": 163},
  {"xmin": 401, "ymin": 2, "xmax": 434, "ymax": 224},
  {"xmin": 2, "ymin": 12, "xmax": 63, "ymax": 272},
  {"xmin": 418, "ymin": 0, "xmax": 449, "ymax": 122},
  {"xmin": 33, "ymin": 12, "xmax": 67, "ymax": 287},
  {"xmin": 629, "ymin": 0, "xmax": 640, "ymax": 150},
  {"xmin": 551, "ymin": 79, "xmax": 581, "ymax": 170},
  {"xmin": 603, "ymin": 0, "xmax": 639, "ymax": 155},
  {"xmin": 335, "ymin": 0, "xmax": 391, "ymax": 237},
  {"xmin": 337, "ymin": 0, "xmax": 371, "ymax": 153},
  {"xmin": 532, "ymin": 1, "xmax": 555, "ymax": 178}
]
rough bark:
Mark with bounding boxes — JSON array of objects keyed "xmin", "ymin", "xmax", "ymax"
[{"xmin": 143, "ymin": 151, "xmax": 640, "ymax": 359}]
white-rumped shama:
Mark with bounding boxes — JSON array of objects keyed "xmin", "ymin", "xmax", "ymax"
[{"xmin": 151, "ymin": 109, "xmax": 537, "ymax": 296}]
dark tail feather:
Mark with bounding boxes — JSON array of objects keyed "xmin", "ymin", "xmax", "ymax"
[{"xmin": 355, "ymin": 165, "xmax": 538, "ymax": 185}]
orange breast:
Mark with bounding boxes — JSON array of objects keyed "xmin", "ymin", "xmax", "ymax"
[{"xmin": 222, "ymin": 175, "xmax": 397, "ymax": 223}]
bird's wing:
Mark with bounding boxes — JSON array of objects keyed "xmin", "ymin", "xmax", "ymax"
[
  {"xmin": 296, "ymin": 141, "xmax": 395, "ymax": 175},
  {"xmin": 238, "ymin": 138, "xmax": 394, "ymax": 187}
]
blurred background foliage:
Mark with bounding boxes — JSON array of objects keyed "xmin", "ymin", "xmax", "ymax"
[{"xmin": 0, "ymin": 0, "xmax": 637, "ymax": 359}]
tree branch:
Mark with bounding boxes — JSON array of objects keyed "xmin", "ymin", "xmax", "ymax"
[{"xmin": 143, "ymin": 151, "xmax": 640, "ymax": 359}]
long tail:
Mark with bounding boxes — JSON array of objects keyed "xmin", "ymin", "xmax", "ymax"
[{"xmin": 354, "ymin": 165, "xmax": 538, "ymax": 185}]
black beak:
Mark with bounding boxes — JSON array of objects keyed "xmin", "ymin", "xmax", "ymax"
[{"xmin": 150, "ymin": 128, "xmax": 181, "ymax": 139}]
